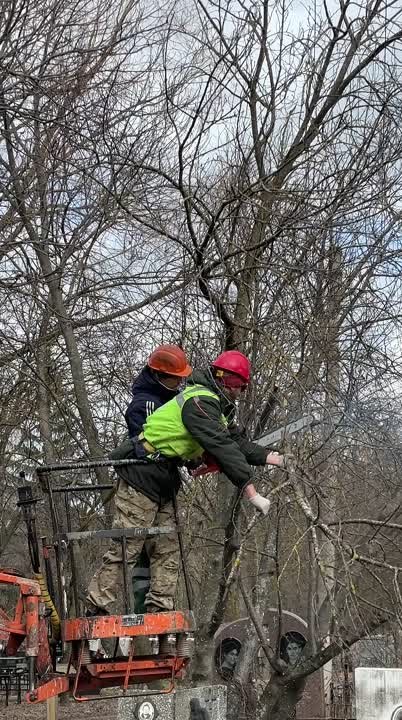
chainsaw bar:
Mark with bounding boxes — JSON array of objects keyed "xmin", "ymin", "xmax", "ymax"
[{"xmin": 256, "ymin": 414, "xmax": 315, "ymax": 448}]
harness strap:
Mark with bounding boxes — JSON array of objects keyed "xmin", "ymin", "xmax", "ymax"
[{"xmin": 138, "ymin": 434, "xmax": 157, "ymax": 454}]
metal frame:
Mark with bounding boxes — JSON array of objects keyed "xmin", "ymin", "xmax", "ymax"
[
  {"xmin": 36, "ymin": 457, "xmax": 168, "ymax": 618},
  {"xmin": 0, "ymin": 656, "xmax": 29, "ymax": 706}
]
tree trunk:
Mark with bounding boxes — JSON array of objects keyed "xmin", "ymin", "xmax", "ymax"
[
  {"xmin": 259, "ymin": 673, "xmax": 307, "ymax": 720},
  {"xmin": 313, "ymin": 242, "xmax": 343, "ymax": 714}
]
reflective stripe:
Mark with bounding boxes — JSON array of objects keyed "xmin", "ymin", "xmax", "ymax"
[{"xmin": 176, "ymin": 384, "xmax": 218, "ymax": 408}]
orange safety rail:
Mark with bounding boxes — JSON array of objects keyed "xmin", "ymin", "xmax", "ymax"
[
  {"xmin": 64, "ymin": 610, "xmax": 195, "ymax": 641},
  {"xmin": 0, "ymin": 572, "xmax": 41, "ymax": 596},
  {"xmin": 28, "ymin": 657, "xmax": 189, "ymax": 703}
]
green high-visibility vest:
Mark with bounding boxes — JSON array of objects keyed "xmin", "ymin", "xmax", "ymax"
[{"xmin": 143, "ymin": 384, "xmax": 227, "ymax": 459}]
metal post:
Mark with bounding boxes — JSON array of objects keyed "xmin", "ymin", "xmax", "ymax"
[
  {"xmin": 121, "ymin": 535, "xmax": 131, "ymax": 614},
  {"xmin": 27, "ymin": 656, "xmax": 35, "ymax": 694},
  {"xmin": 46, "ymin": 474, "xmax": 68, "ymax": 625},
  {"xmin": 17, "ymin": 481, "xmax": 40, "ymax": 572},
  {"xmin": 173, "ymin": 488, "xmax": 194, "ymax": 611},
  {"xmin": 63, "ymin": 492, "xmax": 79, "ymax": 617},
  {"xmin": 41, "ymin": 536, "xmax": 55, "ymax": 603},
  {"xmin": 37, "ymin": 457, "xmax": 151, "ymax": 475}
]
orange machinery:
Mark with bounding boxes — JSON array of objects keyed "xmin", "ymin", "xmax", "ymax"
[{"xmin": 0, "ymin": 458, "xmax": 195, "ymax": 703}]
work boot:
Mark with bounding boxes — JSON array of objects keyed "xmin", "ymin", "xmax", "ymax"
[
  {"xmin": 101, "ymin": 637, "xmax": 119, "ymax": 658},
  {"xmin": 85, "ymin": 602, "xmax": 109, "ymax": 618},
  {"xmin": 88, "ymin": 639, "xmax": 106, "ymax": 661},
  {"xmin": 145, "ymin": 604, "xmax": 165, "ymax": 614}
]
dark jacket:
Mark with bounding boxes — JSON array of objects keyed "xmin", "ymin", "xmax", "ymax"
[
  {"xmin": 181, "ymin": 369, "xmax": 267, "ymax": 488},
  {"xmin": 110, "ymin": 437, "xmax": 181, "ymax": 504},
  {"xmin": 125, "ymin": 366, "xmax": 177, "ymax": 437},
  {"xmin": 111, "ymin": 368, "xmax": 267, "ymax": 502}
]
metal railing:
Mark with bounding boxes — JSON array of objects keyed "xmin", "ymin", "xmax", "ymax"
[{"xmin": 0, "ymin": 656, "xmax": 29, "ymax": 706}]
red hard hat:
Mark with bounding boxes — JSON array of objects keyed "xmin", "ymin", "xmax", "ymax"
[
  {"xmin": 211, "ymin": 350, "xmax": 251, "ymax": 383},
  {"xmin": 148, "ymin": 345, "xmax": 192, "ymax": 378}
]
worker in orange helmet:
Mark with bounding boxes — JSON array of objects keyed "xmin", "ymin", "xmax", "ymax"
[
  {"xmin": 86, "ymin": 344, "xmax": 191, "ymax": 619},
  {"xmin": 125, "ymin": 345, "xmax": 192, "ymax": 438},
  {"xmin": 86, "ymin": 349, "xmax": 283, "ymax": 616},
  {"xmin": 124, "ymin": 344, "xmax": 192, "ymax": 615}
]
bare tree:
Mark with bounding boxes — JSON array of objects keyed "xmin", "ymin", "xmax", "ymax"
[{"xmin": 2, "ymin": 0, "xmax": 402, "ymax": 717}]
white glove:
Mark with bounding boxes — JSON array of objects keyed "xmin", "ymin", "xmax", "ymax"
[{"xmin": 248, "ymin": 493, "xmax": 271, "ymax": 516}]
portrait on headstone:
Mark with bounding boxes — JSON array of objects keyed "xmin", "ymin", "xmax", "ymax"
[
  {"xmin": 214, "ymin": 637, "xmax": 242, "ymax": 679},
  {"xmin": 279, "ymin": 631, "xmax": 306, "ymax": 667}
]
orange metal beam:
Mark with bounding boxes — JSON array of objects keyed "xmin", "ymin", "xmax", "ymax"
[
  {"xmin": 0, "ymin": 572, "xmax": 40, "ymax": 595},
  {"xmin": 64, "ymin": 610, "xmax": 195, "ymax": 640},
  {"xmin": 87, "ymin": 657, "xmax": 187, "ymax": 676},
  {"xmin": 27, "ymin": 676, "xmax": 71, "ymax": 703},
  {"xmin": 0, "ymin": 620, "xmax": 26, "ymax": 635},
  {"xmin": 26, "ymin": 658, "xmax": 188, "ymax": 703}
]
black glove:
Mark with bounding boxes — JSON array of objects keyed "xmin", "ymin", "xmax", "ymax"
[{"xmin": 184, "ymin": 459, "xmax": 203, "ymax": 471}]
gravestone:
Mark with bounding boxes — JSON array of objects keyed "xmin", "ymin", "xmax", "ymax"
[
  {"xmin": 214, "ymin": 609, "xmax": 325, "ymax": 719},
  {"xmin": 118, "ymin": 684, "xmax": 227, "ymax": 720},
  {"xmin": 355, "ymin": 667, "xmax": 402, "ymax": 720}
]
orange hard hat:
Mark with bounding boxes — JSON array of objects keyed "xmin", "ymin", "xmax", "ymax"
[{"xmin": 147, "ymin": 345, "xmax": 192, "ymax": 378}]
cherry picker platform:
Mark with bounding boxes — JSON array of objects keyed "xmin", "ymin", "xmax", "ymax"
[{"xmin": 0, "ymin": 457, "xmax": 195, "ymax": 703}]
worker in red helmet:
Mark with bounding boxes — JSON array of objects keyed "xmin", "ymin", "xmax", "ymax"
[
  {"xmin": 86, "ymin": 349, "xmax": 282, "ymax": 617},
  {"xmin": 175, "ymin": 350, "xmax": 283, "ymax": 514}
]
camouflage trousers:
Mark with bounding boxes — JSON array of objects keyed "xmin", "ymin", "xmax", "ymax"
[{"xmin": 87, "ymin": 480, "xmax": 179, "ymax": 611}]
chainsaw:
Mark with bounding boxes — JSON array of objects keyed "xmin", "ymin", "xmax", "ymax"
[{"xmin": 191, "ymin": 414, "xmax": 315, "ymax": 477}]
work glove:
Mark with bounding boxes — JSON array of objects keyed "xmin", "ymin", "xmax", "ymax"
[
  {"xmin": 243, "ymin": 483, "xmax": 271, "ymax": 515},
  {"xmin": 248, "ymin": 493, "xmax": 271, "ymax": 515}
]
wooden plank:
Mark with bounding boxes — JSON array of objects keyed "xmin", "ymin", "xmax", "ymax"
[{"xmin": 46, "ymin": 696, "xmax": 58, "ymax": 720}]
